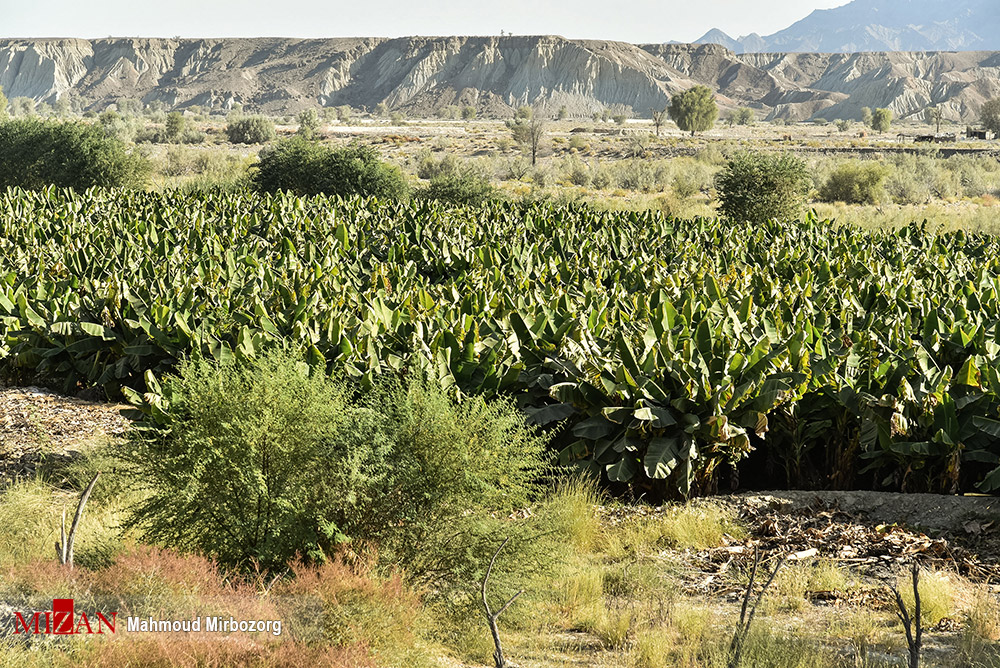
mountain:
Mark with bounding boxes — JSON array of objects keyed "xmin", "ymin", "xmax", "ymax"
[
  {"xmin": 0, "ymin": 37, "xmax": 998, "ymax": 122},
  {"xmin": 696, "ymin": 0, "xmax": 1000, "ymax": 53}
]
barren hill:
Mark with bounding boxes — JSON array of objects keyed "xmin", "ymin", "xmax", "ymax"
[
  {"xmin": 0, "ymin": 36, "xmax": 998, "ymax": 122},
  {"xmin": 697, "ymin": 0, "xmax": 1000, "ymax": 54}
]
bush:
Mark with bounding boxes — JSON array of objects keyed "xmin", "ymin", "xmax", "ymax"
[
  {"xmin": 818, "ymin": 162, "xmax": 889, "ymax": 204},
  {"xmin": 122, "ymin": 352, "xmax": 549, "ymax": 570},
  {"xmin": 715, "ymin": 151, "xmax": 810, "ymax": 224},
  {"xmin": 418, "ymin": 169, "xmax": 497, "ymax": 206},
  {"xmin": 0, "ymin": 118, "xmax": 149, "ymax": 190},
  {"xmin": 225, "ymin": 115, "xmax": 276, "ymax": 144},
  {"xmin": 253, "ymin": 137, "xmax": 408, "ymax": 199}
]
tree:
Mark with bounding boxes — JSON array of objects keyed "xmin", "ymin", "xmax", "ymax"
[
  {"xmin": 54, "ymin": 96, "xmax": 73, "ymax": 118},
  {"xmin": 557, "ymin": 106, "xmax": 568, "ymax": 120},
  {"xmin": 225, "ymin": 115, "xmax": 276, "ymax": 144},
  {"xmin": 860, "ymin": 107, "xmax": 873, "ymax": 127},
  {"xmin": 506, "ymin": 111, "xmax": 546, "ymax": 166},
  {"xmin": 871, "ymin": 108, "xmax": 893, "ymax": 133},
  {"xmin": 0, "ymin": 86, "xmax": 7, "ymax": 122},
  {"xmin": 731, "ymin": 107, "xmax": 755, "ymax": 126},
  {"xmin": 11, "ymin": 97, "xmax": 35, "ymax": 117},
  {"xmin": 296, "ymin": 108, "xmax": 320, "ymax": 139},
  {"xmin": 253, "ymin": 137, "xmax": 408, "ymax": 199},
  {"xmin": 651, "ymin": 107, "xmax": 667, "ymax": 136},
  {"xmin": 925, "ymin": 106, "xmax": 943, "ymax": 134},
  {"xmin": 337, "ymin": 105, "xmax": 353, "ymax": 123},
  {"xmin": 715, "ymin": 151, "xmax": 811, "ymax": 224},
  {"xmin": 117, "ymin": 98, "xmax": 142, "ymax": 115},
  {"xmin": 461, "ymin": 106, "xmax": 477, "ymax": 120},
  {"xmin": 668, "ymin": 86, "xmax": 718, "ymax": 136},
  {"xmin": 165, "ymin": 111, "xmax": 186, "ymax": 141},
  {"xmin": 0, "ymin": 118, "xmax": 149, "ymax": 190},
  {"xmin": 980, "ymin": 98, "xmax": 1000, "ymax": 136}
]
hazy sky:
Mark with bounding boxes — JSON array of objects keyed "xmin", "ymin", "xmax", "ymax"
[{"xmin": 0, "ymin": 0, "xmax": 849, "ymax": 43}]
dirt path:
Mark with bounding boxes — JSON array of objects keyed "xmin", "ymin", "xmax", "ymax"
[{"xmin": 0, "ymin": 386, "xmax": 130, "ymax": 480}]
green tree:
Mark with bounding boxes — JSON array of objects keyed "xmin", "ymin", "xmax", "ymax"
[
  {"xmin": 252, "ymin": 136, "xmax": 408, "ymax": 199},
  {"xmin": 818, "ymin": 162, "xmax": 889, "ymax": 204},
  {"xmin": 225, "ymin": 115, "xmax": 276, "ymax": 144},
  {"xmin": 860, "ymin": 107, "xmax": 873, "ymax": 127},
  {"xmin": 461, "ymin": 105, "xmax": 477, "ymax": 120},
  {"xmin": 336, "ymin": 105, "xmax": 352, "ymax": 123},
  {"xmin": 165, "ymin": 111, "xmax": 185, "ymax": 141},
  {"xmin": 980, "ymin": 98, "xmax": 1000, "ymax": 136},
  {"xmin": 0, "ymin": 118, "xmax": 149, "ymax": 190},
  {"xmin": 731, "ymin": 107, "xmax": 755, "ymax": 126},
  {"xmin": 0, "ymin": 86, "xmax": 7, "ymax": 122},
  {"xmin": 116, "ymin": 98, "xmax": 142, "ymax": 115},
  {"xmin": 123, "ymin": 353, "xmax": 547, "ymax": 570},
  {"xmin": 557, "ymin": 106, "xmax": 568, "ymax": 120},
  {"xmin": 296, "ymin": 108, "xmax": 320, "ymax": 139},
  {"xmin": 506, "ymin": 110, "xmax": 546, "ymax": 166},
  {"xmin": 871, "ymin": 108, "xmax": 893, "ymax": 133},
  {"xmin": 715, "ymin": 151, "xmax": 811, "ymax": 224},
  {"xmin": 668, "ymin": 86, "xmax": 718, "ymax": 136},
  {"xmin": 925, "ymin": 106, "xmax": 943, "ymax": 134},
  {"xmin": 53, "ymin": 96, "xmax": 73, "ymax": 118},
  {"xmin": 11, "ymin": 97, "xmax": 35, "ymax": 117}
]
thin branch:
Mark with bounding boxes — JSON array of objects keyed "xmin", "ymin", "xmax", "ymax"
[
  {"xmin": 60, "ymin": 472, "xmax": 100, "ymax": 569},
  {"xmin": 481, "ymin": 537, "xmax": 524, "ymax": 668},
  {"xmin": 728, "ymin": 546, "xmax": 785, "ymax": 668}
]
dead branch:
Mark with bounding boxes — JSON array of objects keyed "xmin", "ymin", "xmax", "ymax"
[
  {"xmin": 56, "ymin": 472, "xmax": 100, "ymax": 569},
  {"xmin": 892, "ymin": 563, "xmax": 922, "ymax": 668},
  {"xmin": 481, "ymin": 537, "xmax": 524, "ymax": 668},
  {"xmin": 728, "ymin": 545, "xmax": 786, "ymax": 668}
]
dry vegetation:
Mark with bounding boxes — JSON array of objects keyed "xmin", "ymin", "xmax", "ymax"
[{"xmin": 0, "ymin": 394, "xmax": 998, "ymax": 667}]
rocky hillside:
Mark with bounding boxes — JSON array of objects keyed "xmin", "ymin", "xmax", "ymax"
[
  {"xmin": 697, "ymin": 0, "xmax": 1000, "ymax": 54},
  {"xmin": 0, "ymin": 36, "xmax": 997, "ymax": 122}
]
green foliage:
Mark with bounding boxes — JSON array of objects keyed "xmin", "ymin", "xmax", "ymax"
[
  {"xmin": 731, "ymin": 107, "xmax": 755, "ymax": 126},
  {"xmin": 836, "ymin": 119, "xmax": 851, "ymax": 133},
  {"xmin": 0, "ymin": 86, "xmax": 7, "ymax": 121},
  {"xmin": 981, "ymin": 98, "xmax": 1000, "ymax": 136},
  {"xmin": 418, "ymin": 169, "xmax": 497, "ymax": 206},
  {"xmin": 506, "ymin": 113, "xmax": 546, "ymax": 165},
  {"xmin": 860, "ymin": 107, "xmax": 873, "ymax": 126},
  {"xmin": 252, "ymin": 137, "xmax": 408, "ymax": 199},
  {"xmin": 0, "ymin": 118, "xmax": 149, "ymax": 190},
  {"xmin": 225, "ymin": 115, "xmax": 276, "ymax": 144},
  {"xmin": 7, "ymin": 190, "xmax": 1000, "ymax": 497},
  {"xmin": 714, "ymin": 151, "xmax": 810, "ymax": 224},
  {"xmin": 871, "ymin": 108, "xmax": 893, "ymax": 133},
  {"xmin": 122, "ymin": 352, "xmax": 548, "ymax": 570},
  {"xmin": 818, "ymin": 161, "xmax": 889, "ymax": 204},
  {"xmin": 668, "ymin": 86, "xmax": 718, "ymax": 136},
  {"xmin": 461, "ymin": 106, "xmax": 477, "ymax": 120},
  {"xmin": 164, "ymin": 111, "xmax": 185, "ymax": 140},
  {"xmin": 297, "ymin": 108, "xmax": 320, "ymax": 139},
  {"xmin": 10, "ymin": 97, "xmax": 35, "ymax": 117}
]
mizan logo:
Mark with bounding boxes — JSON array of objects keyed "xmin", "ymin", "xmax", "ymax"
[{"xmin": 14, "ymin": 599, "xmax": 117, "ymax": 635}]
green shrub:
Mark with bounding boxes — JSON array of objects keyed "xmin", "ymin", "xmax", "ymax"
[
  {"xmin": 122, "ymin": 352, "xmax": 549, "ymax": 570},
  {"xmin": 715, "ymin": 151, "xmax": 810, "ymax": 223},
  {"xmin": 418, "ymin": 169, "xmax": 497, "ymax": 206},
  {"xmin": 252, "ymin": 137, "xmax": 408, "ymax": 199},
  {"xmin": 818, "ymin": 162, "xmax": 889, "ymax": 204},
  {"xmin": 225, "ymin": 115, "xmax": 276, "ymax": 144},
  {"xmin": 0, "ymin": 118, "xmax": 149, "ymax": 190},
  {"xmin": 296, "ymin": 108, "xmax": 320, "ymax": 139}
]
